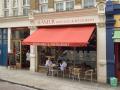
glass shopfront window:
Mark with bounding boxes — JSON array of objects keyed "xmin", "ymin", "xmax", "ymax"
[{"xmin": 12, "ymin": 30, "xmax": 29, "ymax": 39}]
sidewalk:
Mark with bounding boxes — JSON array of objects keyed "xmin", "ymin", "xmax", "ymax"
[{"xmin": 0, "ymin": 66, "xmax": 119, "ymax": 90}]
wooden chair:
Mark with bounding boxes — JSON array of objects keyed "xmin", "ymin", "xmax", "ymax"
[
  {"xmin": 69, "ymin": 67, "xmax": 81, "ymax": 81},
  {"xmin": 84, "ymin": 69, "xmax": 94, "ymax": 81},
  {"xmin": 73, "ymin": 68, "xmax": 81, "ymax": 81},
  {"xmin": 68, "ymin": 67, "xmax": 74, "ymax": 78}
]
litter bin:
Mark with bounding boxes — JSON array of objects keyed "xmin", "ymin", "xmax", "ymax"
[{"xmin": 110, "ymin": 77, "xmax": 118, "ymax": 87}]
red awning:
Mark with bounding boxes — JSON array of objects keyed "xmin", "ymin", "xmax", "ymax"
[{"xmin": 22, "ymin": 26, "xmax": 95, "ymax": 47}]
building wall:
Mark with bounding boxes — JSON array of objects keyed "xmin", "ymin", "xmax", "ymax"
[{"xmin": 0, "ymin": 0, "xmax": 107, "ymax": 83}]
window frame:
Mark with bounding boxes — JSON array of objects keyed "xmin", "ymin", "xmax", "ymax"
[
  {"xmin": 13, "ymin": 0, "xmax": 18, "ymax": 8},
  {"xmin": 4, "ymin": 9, "xmax": 9, "ymax": 17},
  {"xmin": 82, "ymin": 0, "xmax": 96, "ymax": 8},
  {"xmin": 23, "ymin": 0, "xmax": 30, "ymax": 16},
  {"xmin": 39, "ymin": 0, "xmax": 48, "ymax": 13},
  {"xmin": 23, "ymin": 0, "xmax": 30, "ymax": 6},
  {"xmin": 55, "ymin": 0, "xmax": 75, "ymax": 12},
  {"xmin": 4, "ymin": 0, "xmax": 9, "ymax": 9}
]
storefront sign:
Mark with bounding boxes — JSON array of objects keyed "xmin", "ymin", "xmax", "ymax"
[
  {"xmin": 35, "ymin": 16, "xmax": 99, "ymax": 26},
  {"xmin": 114, "ymin": 15, "xmax": 120, "ymax": 27}
]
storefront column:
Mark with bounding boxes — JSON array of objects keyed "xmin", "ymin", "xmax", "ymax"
[
  {"xmin": 96, "ymin": 1, "xmax": 107, "ymax": 83},
  {"xmin": 8, "ymin": 28, "xmax": 12, "ymax": 53},
  {"xmin": 29, "ymin": 27, "xmax": 37, "ymax": 72},
  {"xmin": 97, "ymin": 23, "xmax": 107, "ymax": 83}
]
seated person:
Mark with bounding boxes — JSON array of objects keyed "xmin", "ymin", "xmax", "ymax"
[
  {"xmin": 60, "ymin": 61, "xmax": 67, "ymax": 71},
  {"xmin": 45, "ymin": 57, "xmax": 53, "ymax": 75}
]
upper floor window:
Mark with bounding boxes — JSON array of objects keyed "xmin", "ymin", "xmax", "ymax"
[
  {"xmin": 39, "ymin": 0, "xmax": 48, "ymax": 4},
  {"xmin": 13, "ymin": 9, "xmax": 18, "ymax": 16},
  {"xmin": 23, "ymin": 7, "xmax": 30, "ymax": 16},
  {"xmin": 66, "ymin": 0, "xmax": 74, "ymax": 11},
  {"xmin": 55, "ymin": 0, "xmax": 74, "ymax": 12},
  {"xmin": 23, "ymin": 0, "xmax": 30, "ymax": 16},
  {"xmin": 83, "ymin": 0, "xmax": 96, "ymax": 8},
  {"xmin": 23, "ymin": 0, "xmax": 30, "ymax": 6},
  {"xmin": 4, "ymin": 10, "xmax": 9, "ymax": 17},
  {"xmin": 4, "ymin": 0, "xmax": 9, "ymax": 9},
  {"xmin": 39, "ymin": 0, "xmax": 48, "ymax": 13},
  {"xmin": 13, "ymin": 0, "xmax": 18, "ymax": 8},
  {"xmin": 56, "ymin": 2, "xmax": 64, "ymax": 12}
]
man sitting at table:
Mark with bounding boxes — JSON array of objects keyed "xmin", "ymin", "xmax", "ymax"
[
  {"xmin": 60, "ymin": 60, "xmax": 67, "ymax": 71},
  {"xmin": 45, "ymin": 57, "xmax": 53, "ymax": 76}
]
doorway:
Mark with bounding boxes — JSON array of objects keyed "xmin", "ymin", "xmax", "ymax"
[
  {"xmin": 11, "ymin": 28, "xmax": 30, "ymax": 69},
  {"xmin": 115, "ymin": 43, "xmax": 120, "ymax": 81},
  {"xmin": 0, "ymin": 29, "xmax": 8, "ymax": 66},
  {"xmin": 12, "ymin": 40, "xmax": 30, "ymax": 69}
]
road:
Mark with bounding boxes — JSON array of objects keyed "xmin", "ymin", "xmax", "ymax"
[{"xmin": 0, "ymin": 80, "xmax": 43, "ymax": 90}]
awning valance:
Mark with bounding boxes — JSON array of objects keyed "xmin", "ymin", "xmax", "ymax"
[{"xmin": 22, "ymin": 26, "xmax": 95, "ymax": 47}]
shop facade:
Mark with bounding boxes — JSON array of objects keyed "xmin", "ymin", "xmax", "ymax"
[
  {"xmin": 22, "ymin": 4, "xmax": 107, "ymax": 83},
  {"xmin": 0, "ymin": 1, "xmax": 107, "ymax": 83},
  {"xmin": 106, "ymin": 1, "xmax": 120, "ymax": 82}
]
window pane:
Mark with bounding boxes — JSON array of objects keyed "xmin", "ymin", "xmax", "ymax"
[
  {"xmin": 13, "ymin": 9, "xmax": 18, "ymax": 16},
  {"xmin": 0, "ymin": 40, "xmax": 2, "ymax": 44},
  {"xmin": 13, "ymin": 0, "xmax": 18, "ymax": 7},
  {"xmin": 56, "ymin": 2, "xmax": 64, "ymax": 12},
  {"xmin": 23, "ymin": 0, "xmax": 27, "ymax": 5},
  {"xmin": 84, "ymin": 0, "xmax": 94, "ymax": 8},
  {"xmin": 23, "ymin": 7, "xmax": 30, "ymax": 16},
  {"xmin": 0, "ymin": 35, "xmax": 2, "ymax": 39},
  {"xmin": 3, "ymin": 29, "xmax": 7, "ymax": 34},
  {"xmin": 4, "ymin": 10, "xmax": 9, "ymax": 17},
  {"xmin": 39, "ymin": 4, "xmax": 48, "ymax": 13},
  {"xmin": 4, "ymin": 0, "xmax": 9, "ymax": 8},
  {"xmin": 3, "ymin": 40, "xmax": 8, "ymax": 44},
  {"xmin": 0, "ymin": 30, "xmax": 2, "ymax": 34},
  {"xmin": 23, "ymin": 0, "xmax": 30, "ymax": 6},
  {"xmin": 39, "ymin": 0, "xmax": 48, "ymax": 4},
  {"xmin": 3, "ymin": 34, "xmax": 7, "ymax": 39},
  {"xmin": 66, "ymin": 1, "xmax": 74, "ymax": 11}
]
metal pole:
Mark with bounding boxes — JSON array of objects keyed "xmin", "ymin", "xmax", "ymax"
[{"xmin": 73, "ymin": 47, "xmax": 76, "ymax": 68}]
